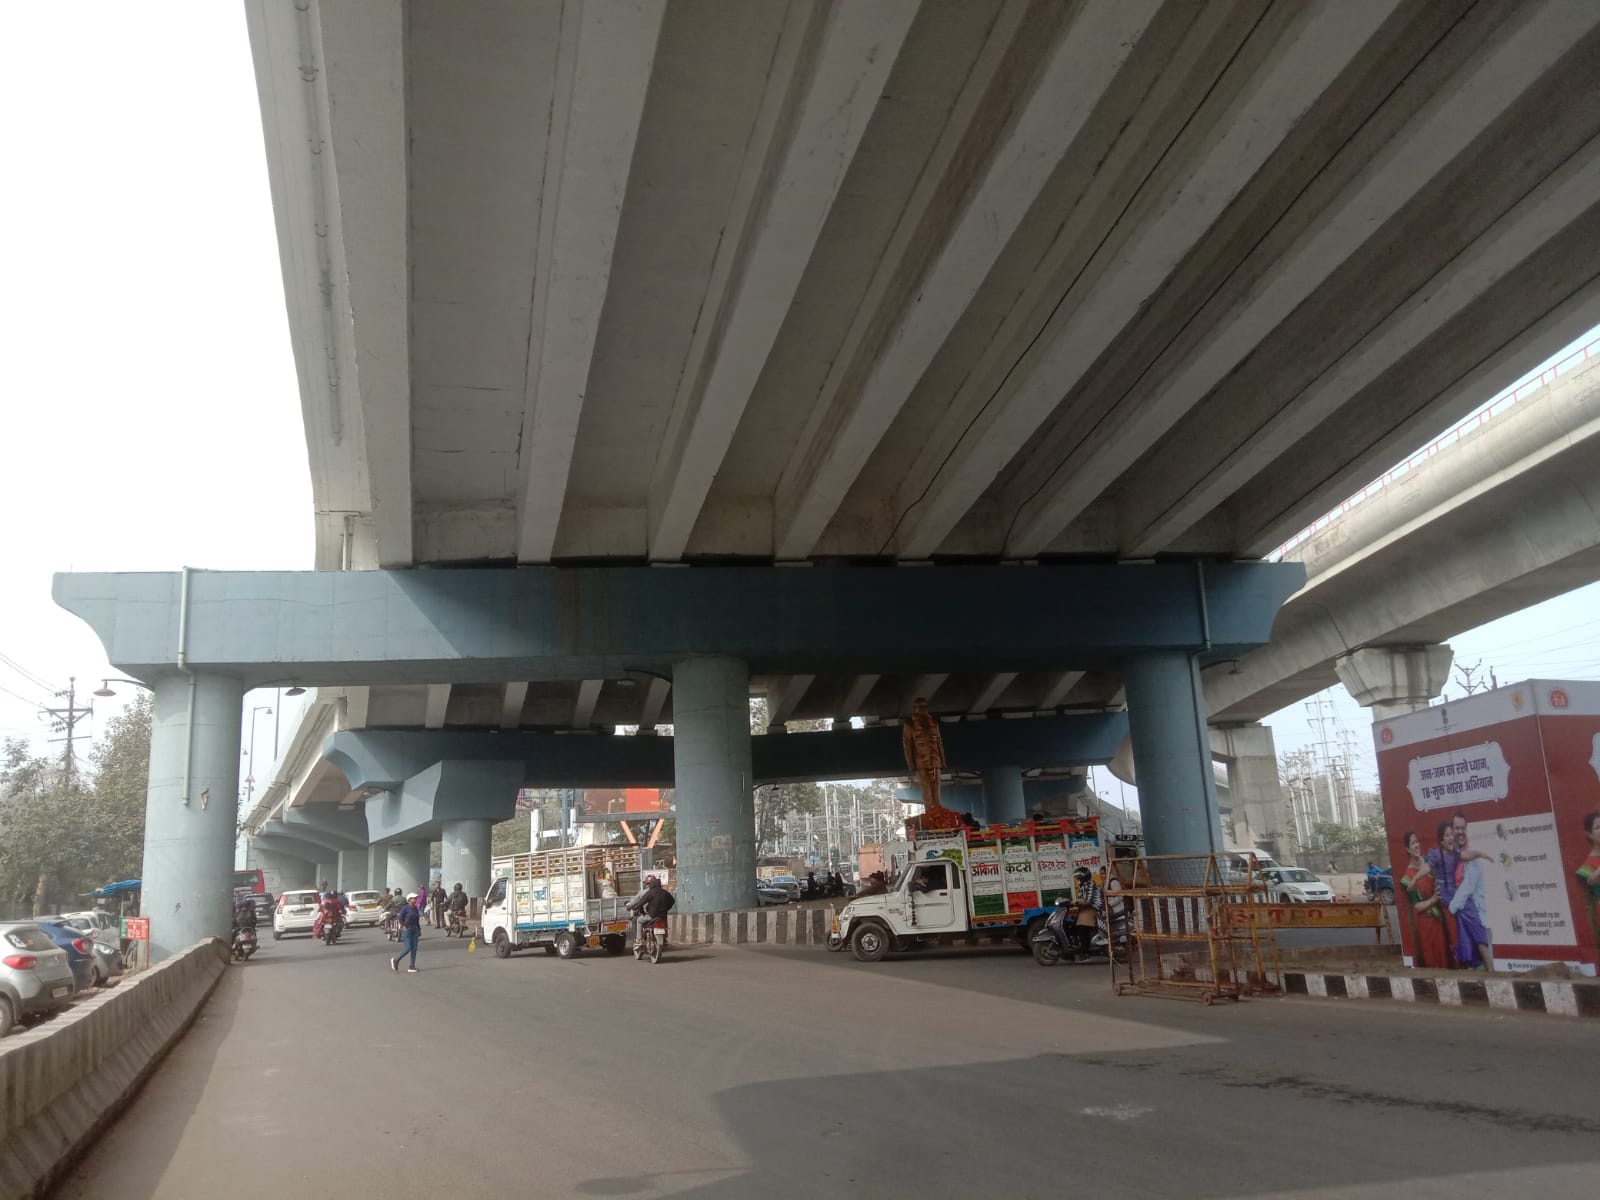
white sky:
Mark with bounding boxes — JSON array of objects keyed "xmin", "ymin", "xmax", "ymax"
[{"xmin": 2, "ymin": 4, "xmax": 1598, "ymax": 810}]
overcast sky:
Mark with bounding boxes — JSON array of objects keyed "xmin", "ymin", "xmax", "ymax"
[{"xmin": 2, "ymin": 3, "xmax": 1597, "ymax": 812}]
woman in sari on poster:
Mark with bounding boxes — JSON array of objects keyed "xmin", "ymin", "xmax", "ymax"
[{"xmin": 1399, "ymin": 830, "xmax": 1449, "ymax": 969}]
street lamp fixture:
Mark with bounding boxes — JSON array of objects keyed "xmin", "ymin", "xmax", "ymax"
[
  {"xmin": 92, "ymin": 677, "xmax": 152, "ymax": 698},
  {"xmin": 285, "ymin": 686, "xmax": 306, "ymax": 697}
]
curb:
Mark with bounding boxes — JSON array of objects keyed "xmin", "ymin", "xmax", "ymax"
[{"xmin": 1282, "ymin": 970, "xmax": 1600, "ymax": 1018}]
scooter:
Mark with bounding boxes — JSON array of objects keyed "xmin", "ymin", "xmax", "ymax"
[
  {"xmin": 232, "ymin": 924, "xmax": 258, "ymax": 961},
  {"xmin": 313, "ymin": 911, "xmax": 344, "ymax": 945},
  {"xmin": 1030, "ymin": 899, "xmax": 1118, "ymax": 966}
]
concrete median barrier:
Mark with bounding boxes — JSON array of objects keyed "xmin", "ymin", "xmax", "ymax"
[
  {"xmin": 669, "ymin": 907, "xmax": 831, "ymax": 947},
  {"xmin": 0, "ymin": 937, "xmax": 229, "ymax": 1199}
]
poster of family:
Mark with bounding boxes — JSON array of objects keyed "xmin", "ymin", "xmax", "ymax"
[{"xmin": 1374, "ymin": 680, "xmax": 1600, "ymax": 975}]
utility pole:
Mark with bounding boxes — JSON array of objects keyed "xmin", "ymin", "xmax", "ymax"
[{"xmin": 42, "ymin": 676, "xmax": 93, "ymax": 786}]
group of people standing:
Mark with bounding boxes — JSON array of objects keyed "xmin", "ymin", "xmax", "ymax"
[{"xmin": 1398, "ymin": 812, "xmax": 1493, "ymax": 970}]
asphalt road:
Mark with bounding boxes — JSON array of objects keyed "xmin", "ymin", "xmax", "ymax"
[{"xmin": 55, "ymin": 926, "xmax": 1598, "ymax": 1199}]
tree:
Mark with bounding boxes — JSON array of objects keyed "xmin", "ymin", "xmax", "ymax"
[
  {"xmin": 83, "ymin": 693, "xmax": 152, "ymax": 885},
  {"xmin": 1354, "ymin": 814, "xmax": 1389, "ymax": 859}
]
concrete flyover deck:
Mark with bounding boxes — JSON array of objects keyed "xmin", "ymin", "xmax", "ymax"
[{"xmin": 54, "ymin": 928, "xmax": 1600, "ymax": 1199}]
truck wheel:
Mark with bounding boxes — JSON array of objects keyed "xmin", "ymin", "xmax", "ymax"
[
  {"xmin": 492, "ymin": 929, "xmax": 512, "ymax": 959},
  {"xmin": 602, "ymin": 935, "xmax": 626, "ymax": 955},
  {"xmin": 555, "ymin": 931, "xmax": 580, "ymax": 959},
  {"xmin": 850, "ymin": 922, "xmax": 891, "ymax": 963}
]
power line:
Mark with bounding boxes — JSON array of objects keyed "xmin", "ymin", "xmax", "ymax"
[
  {"xmin": 0, "ymin": 681, "xmax": 50, "ymax": 710},
  {"xmin": 0, "ymin": 651, "xmax": 60, "ymax": 695}
]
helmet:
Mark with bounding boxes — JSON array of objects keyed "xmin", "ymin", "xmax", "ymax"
[
  {"xmin": 1073, "ymin": 866, "xmax": 1092, "ymax": 881},
  {"xmin": 643, "ymin": 875, "xmax": 660, "ymax": 887}
]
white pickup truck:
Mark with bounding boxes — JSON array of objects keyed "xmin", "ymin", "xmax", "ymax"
[
  {"xmin": 481, "ymin": 846, "xmax": 644, "ymax": 959},
  {"xmin": 833, "ymin": 817, "xmax": 1105, "ymax": 961}
]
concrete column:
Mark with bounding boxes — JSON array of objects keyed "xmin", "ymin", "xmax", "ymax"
[
  {"xmin": 1209, "ymin": 722, "xmax": 1288, "ymax": 857},
  {"xmin": 143, "ymin": 672, "xmax": 245, "ymax": 961},
  {"xmin": 441, "ymin": 818, "xmax": 492, "ymax": 898},
  {"xmin": 1335, "ymin": 644, "xmax": 1454, "ymax": 721},
  {"xmin": 314, "ymin": 862, "xmax": 337, "ymax": 892},
  {"xmin": 981, "ymin": 766, "xmax": 1025, "ymax": 824},
  {"xmin": 673, "ymin": 656, "xmax": 754, "ymax": 913},
  {"xmin": 385, "ymin": 841, "xmax": 429, "ymax": 895},
  {"xmin": 367, "ymin": 843, "xmax": 390, "ymax": 891},
  {"xmin": 1125, "ymin": 651, "xmax": 1218, "ymax": 856},
  {"xmin": 336, "ymin": 848, "xmax": 369, "ymax": 892}
]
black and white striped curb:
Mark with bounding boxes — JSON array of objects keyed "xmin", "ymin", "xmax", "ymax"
[
  {"xmin": 669, "ymin": 908, "xmax": 831, "ymax": 946},
  {"xmin": 1282, "ymin": 970, "xmax": 1600, "ymax": 1018}
]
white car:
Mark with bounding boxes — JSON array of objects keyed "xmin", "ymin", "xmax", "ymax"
[
  {"xmin": 1264, "ymin": 867, "xmax": 1336, "ymax": 904},
  {"xmin": 273, "ymin": 889, "xmax": 323, "ymax": 939},
  {"xmin": 755, "ymin": 882, "xmax": 789, "ymax": 907},
  {"xmin": 60, "ymin": 910, "xmax": 120, "ymax": 950},
  {"xmin": 345, "ymin": 890, "xmax": 385, "ymax": 927}
]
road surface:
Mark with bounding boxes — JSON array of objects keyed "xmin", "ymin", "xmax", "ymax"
[{"xmin": 56, "ymin": 926, "xmax": 1598, "ymax": 1198}]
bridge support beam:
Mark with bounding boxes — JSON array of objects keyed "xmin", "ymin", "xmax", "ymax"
[
  {"xmin": 1336, "ymin": 644, "xmax": 1454, "ymax": 722},
  {"xmin": 441, "ymin": 818, "xmax": 493, "ymax": 900},
  {"xmin": 367, "ymin": 843, "xmax": 389, "ymax": 894},
  {"xmin": 143, "ymin": 672, "xmax": 244, "ymax": 962},
  {"xmin": 336, "ymin": 848, "xmax": 369, "ymax": 892},
  {"xmin": 981, "ymin": 766, "xmax": 1025, "ymax": 825},
  {"xmin": 385, "ymin": 841, "xmax": 430, "ymax": 896},
  {"xmin": 1210, "ymin": 723, "xmax": 1287, "ymax": 859},
  {"xmin": 1126, "ymin": 651, "xmax": 1219, "ymax": 856},
  {"xmin": 673, "ymin": 656, "xmax": 753, "ymax": 914}
]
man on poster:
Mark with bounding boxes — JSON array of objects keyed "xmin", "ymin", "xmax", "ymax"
[{"xmin": 1447, "ymin": 812, "xmax": 1494, "ymax": 970}]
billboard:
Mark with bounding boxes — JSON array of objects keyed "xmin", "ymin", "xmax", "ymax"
[
  {"xmin": 1373, "ymin": 680, "xmax": 1600, "ymax": 975},
  {"xmin": 577, "ymin": 788, "xmax": 671, "ymax": 821}
]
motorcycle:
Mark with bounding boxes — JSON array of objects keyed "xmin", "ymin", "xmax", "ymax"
[
  {"xmin": 443, "ymin": 908, "xmax": 469, "ymax": 938},
  {"xmin": 634, "ymin": 917, "xmax": 668, "ymax": 964},
  {"xmin": 381, "ymin": 912, "xmax": 401, "ymax": 941},
  {"xmin": 231, "ymin": 924, "xmax": 258, "ymax": 962},
  {"xmin": 1030, "ymin": 899, "xmax": 1120, "ymax": 966},
  {"xmin": 1362, "ymin": 869, "xmax": 1395, "ymax": 905},
  {"xmin": 313, "ymin": 910, "xmax": 345, "ymax": 945}
]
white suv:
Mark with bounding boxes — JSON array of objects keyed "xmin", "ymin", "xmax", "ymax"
[{"xmin": 273, "ymin": 889, "xmax": 322, "ymax": 939}]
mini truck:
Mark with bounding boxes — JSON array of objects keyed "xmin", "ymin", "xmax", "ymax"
[
  {"xmin": 481, "ymin": 846, "xmax": 643, "ymax": 959},
  {"xmin": 834, "ymin": 817, "xmax": 1106, "ymax": 961}
]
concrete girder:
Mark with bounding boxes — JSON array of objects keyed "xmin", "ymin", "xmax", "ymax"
[
  {"xmin": 255, "ymin": 826, "xmax": 345, "ymax": 865},
  {"xmin": 499, "ymin": 682, "xmax": 528, "ymax": 731},
  {"xmin": 889, "ymin": 1, "xmax": 1403, "ymax": 559},
  {"xmin": 323, "ymin": 711, "xmax": 1129, "ymax": 796},
  {"xmin": 1118, "ymin": 35, "xmax": 1600, "ymax": 556},
  {"xmin": 770, "ymin": 0, "xmax": 1167, "ymax": 559},
  {"xmin": 646, "ymin": 0, "xmax": 918, "ymax": 560},
  {"xmin": 766, "ymin": 674, "xmax": 815, "ymax": 731},
  {"xmin": 1336, "ymin": 645, "xmax": 1455, "ymax": 722},
  {"xmin": 344, "ymin": 686, "xmax": 370, "ymax": 730},
  {"xmin": 423, "ymin": 683, "xmax": 451, "ymax": 730},
  {"xmin": 1038, "ymin": 671, "xmax": 1086, "ymax": 711},
  {"xmin": 901, "ymin": 674, "xmax": 947, "ymax": 715},
  {"xmin": 55, "ymin": 562, "xmax": 1302, "ymax": 686},
  {"xmin": 279, "ymin": 804, "xmax": 368, "ymax": 851},
  {"xmin": 514, "ymin": 0, "xmax": 665, "ymax": 564},
  {"xmin": 310, "ymin": 0, "xmax": 412, "ymax": 567},
  {"xmin": 572, "ymin": 679, "xmax": 603, "ymax": 730},
  {"xmin": 836, "ymin": 674, "xmax": 879, "ymax": 726},
  {"xmin": 968, "ymin": 673, "xmax": 1017, "ymax": 716},
  {"xmin": 637, "ymin": 676, "xmax": 670, "ymax": 733}
]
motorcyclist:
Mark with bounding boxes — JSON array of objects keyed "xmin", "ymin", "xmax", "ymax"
[
  {"xmin": 233, "ymin": 895, "xmax": 257, "ymax": 930},
  {"xmin": 448, "ymin": 883, "xmax": 469, "ymax": 915},
  {"xmin": 627, "ymin": 875, "xmax": 676, "ymax": 958},
  {"xmin": 1067, "ymin": 866, "xmax": 1104, "ymax": 961},
  {"xmin": 318, "ymin": 890, "xmax": 346, "ymax": 939}
]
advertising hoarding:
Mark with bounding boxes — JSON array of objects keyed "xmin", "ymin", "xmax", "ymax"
[{"xmin": 1373, "ymin": 680, "xmax": 1600, "ymax": 975}]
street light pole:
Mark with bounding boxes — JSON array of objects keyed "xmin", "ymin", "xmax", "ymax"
[{"xmin": 243, "ymin": 704, "xmax": 273, "ymax": 811}]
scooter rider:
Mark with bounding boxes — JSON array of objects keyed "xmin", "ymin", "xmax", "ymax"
[
  {"xmin": 1068, "ymin": 866, "xmax": 1104, "ymax": 962},
  {"xmin": 627, "ymin": 874, "xmax": 675, "ymax": 957}
]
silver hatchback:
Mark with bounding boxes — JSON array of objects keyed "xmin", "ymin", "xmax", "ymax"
[{"xmin": 0, "ymin": 923, "xmax": 77, "ymax": 1037}]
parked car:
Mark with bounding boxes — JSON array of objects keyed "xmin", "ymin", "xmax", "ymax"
[
  {"xmin": 60, "ymin": 909, "xmax": 120, "ymax": 950},
  {"xmin": 33, "ymin": 918, "xmax": 123, "ymax": 990},
  {"xmin": 0, "ymin": 923, "xmax": 77, "ymax": 1036},
  {"xmin": 345, "ymin": 890, "xmax": 385, "ymax": 927},
  {"xmin": 755, "ymin": 881, "xmax": 789, "ymax": 907},
  {"xmin": 763, "ymin": 875, "xmax": 801, "ymax": 901},
  {"xmin": 1262, "ymin": 867, "xmax": 1336, "ymax": 904},
  {"xmin": 273, "ymin": 889, "xmax": 323, "ymax": 939}
]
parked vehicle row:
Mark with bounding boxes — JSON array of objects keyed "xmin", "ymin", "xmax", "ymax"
[{"xmin": 0, "ymin": 922, "xmax": 88, "ymax": 1038}]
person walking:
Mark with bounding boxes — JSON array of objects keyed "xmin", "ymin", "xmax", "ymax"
[{"xmin": 390, "ymin": 892, "xmax": 422, "ymax": 973}]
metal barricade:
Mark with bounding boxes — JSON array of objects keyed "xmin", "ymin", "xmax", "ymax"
[{"xmin": 1108, "ymin": 854, "xmax": 1280, "ymax": 1005}]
